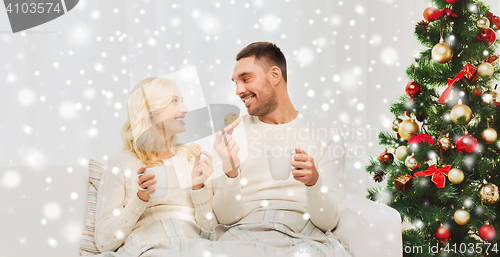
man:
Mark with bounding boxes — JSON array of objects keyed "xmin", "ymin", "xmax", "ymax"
[{"xmin": 212, "ymin": 42, "xmax": 350, "ymax": 257}]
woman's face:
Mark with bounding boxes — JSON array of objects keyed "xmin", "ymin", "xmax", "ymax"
[{"xmin": 152, "ymin": 88, "xmax": 188, "ymax": 137}]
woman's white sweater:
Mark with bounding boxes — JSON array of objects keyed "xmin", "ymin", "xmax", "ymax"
[{"xmin": 94, "ymin": 151, "xmax": 216, "ymax": 252}]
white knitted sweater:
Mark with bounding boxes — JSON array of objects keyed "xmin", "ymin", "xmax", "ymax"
[
  {"xmin": 212, "ymin": 114, "xmax": 345, "ymax": 232},
  {"xmin": 94, "ymin": 151, "xmax": 216, "ymax": 252}
]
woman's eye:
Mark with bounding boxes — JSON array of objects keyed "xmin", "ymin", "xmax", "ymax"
[{"xmin": 172, "ymin": 99, "xmax": 177, "ymax": 103}]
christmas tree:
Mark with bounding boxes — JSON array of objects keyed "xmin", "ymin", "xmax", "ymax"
[{"xmin": 366, "ymin": 0, "xmax": 500, "ymax": 256}]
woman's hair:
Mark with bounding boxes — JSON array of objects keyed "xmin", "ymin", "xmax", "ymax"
[{"xmin": 121, "ymin": 77, "xmax": 193, "ymax": 167}]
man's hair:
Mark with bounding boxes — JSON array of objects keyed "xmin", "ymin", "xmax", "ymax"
[{"xmin": 236, "ymin": 42, "xmax": 287, "ymax": 83}]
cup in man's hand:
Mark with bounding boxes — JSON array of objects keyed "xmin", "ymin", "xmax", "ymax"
[{"xmin": 266, "ymin": 146, "xmax": 295, "ymax": 180}]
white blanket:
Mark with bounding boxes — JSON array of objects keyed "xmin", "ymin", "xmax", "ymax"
[{"xmin": 96, "ymin": 210, "xmax": 351, "ymax": 257}]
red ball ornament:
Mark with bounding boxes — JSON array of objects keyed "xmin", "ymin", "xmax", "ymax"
[
  {"xmin": 446, "ymin": 0, "xmax": 460, "ymax": 4},
  {"xmin": 435, "ymin": 226, "xmax": 451, "ymax": 243},
  {"xmin": 406, "ymin": 82, "xmax": 422, "ymax": 97},
  {"xmin": 379, "ymin": 151, "xmax": 394, "ymax": 165},
  {"xmin": 423, "ymin": 7, "xmax": 439, "ymax": 22},
  {"xmin": 477, "ymin": 28, "xmax": 497, "ymax": 46},
  {"xmin": 456, "ymin": 134, "xmax": 478, "ymax": 154},
  {"xmin": 479, "ymin": 225, "xmax": 496, "ymax": 241}
]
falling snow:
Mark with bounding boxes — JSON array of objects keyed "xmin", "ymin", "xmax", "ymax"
[
  {"xmin": 43, "ymin": 202, "xmax": 62, "ymax": 220},
  {"xmin": 1, "ymin": 170, "xmax": 21, "ymax": 189}
]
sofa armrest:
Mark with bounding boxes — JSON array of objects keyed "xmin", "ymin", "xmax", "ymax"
[{"xmin": 332, "ymin": 192, "xmax": 402, "ymax": 257}]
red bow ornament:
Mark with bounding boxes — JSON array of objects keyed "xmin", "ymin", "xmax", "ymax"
[
  {"xmin": 414, "ymin": 165, "xmax": 452, "ymax": 188},
  {"xmin": 438, "ymin": 63, "xmax": 477, "ymax": 103},
  {"xmin": 430, "ymin": 8, "xmax": 457, "ymax": 22},
  {"xmin": 408, "ymin": 133, "xmax": 436, "ymax": 145}
]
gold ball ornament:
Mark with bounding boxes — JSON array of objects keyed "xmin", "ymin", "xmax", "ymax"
[
  {"xmin": 450, "ymin": 101, "xmax": 472, "ymax": 124},
  {"xmin": 482, "ymin": 128, "xmax": 498, "ymax": 144},
  {"xmin": 477, "ymin": 62, "xmax": 494, "ymax": 77},
  {"xmin": 398, "ymin": 119, "xmax": 420, "ymax": 140},
  {"xmin": 448, "ymin": 168, "xmax": 464, "ymax": 184},
  {"xmin": 432, "ymin": 40, "xmax": 454, "ymax": 64},
  {"xmin": 479, "ymin": 183, "xmax": 500, "ymax": 204},
  {"xmin": 395, "ymin": 146, "xmax": 409, "ymax": 160},
  {"xmin": 454, "ymin": 210, "xmax": 470, "ymax": 225},
  {"xmin": 438, "ymin": 134, "xmax": 452, "ymax": 150},
  {"xmin": 477, "ymin": 16, "xmax": 491, "ymax": 29}
]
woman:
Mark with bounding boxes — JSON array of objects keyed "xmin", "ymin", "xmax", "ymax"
[{"xmin": 94, "ymin": 77, "xmax": 217, "ymax": 254}]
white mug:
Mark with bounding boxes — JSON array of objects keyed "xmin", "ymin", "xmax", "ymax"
[
  {"xmin": 266, "ymin": 147, "xmax": 295, "ymax": 180},
  {"xmin": 138, "ymin": 165, "xmax": 168, "ymax": 199}
]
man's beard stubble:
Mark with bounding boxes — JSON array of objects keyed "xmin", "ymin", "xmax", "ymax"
[{"xmin": 248, "ymin": 79, "xmax": 279, "ymax": 117}]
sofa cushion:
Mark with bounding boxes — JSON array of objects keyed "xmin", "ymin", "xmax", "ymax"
[{"xmin": 79, "ymin": 159, "xmax": 105, "ymax": 256}]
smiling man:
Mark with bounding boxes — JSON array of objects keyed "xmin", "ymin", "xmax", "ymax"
[{"xmin": 211, "ymin": 42, "xmax": 351, "ymax": 256}]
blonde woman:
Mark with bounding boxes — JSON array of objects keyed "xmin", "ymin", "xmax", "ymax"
[{"xmin": 94, "ymin": 77, "xmax": 217, "ymax": 254}]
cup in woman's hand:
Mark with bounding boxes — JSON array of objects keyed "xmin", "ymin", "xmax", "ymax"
[
  {"xmin": 138, "ymin": 166, "xmax": 168, "ymax": 198},
  {"xmin": 265, "ymin": 146, "xmax": 295, "ymax": 180}
]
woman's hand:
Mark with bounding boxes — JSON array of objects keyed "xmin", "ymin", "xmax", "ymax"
[
  {"xmin": 136, "ymin": 166, "xmax": 156, "ymax": 202},
  {"xmin": 191, "ymin": 150, "xmax": 214, "ymax": 190}
]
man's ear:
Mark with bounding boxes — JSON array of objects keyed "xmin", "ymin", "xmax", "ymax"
[{"xmin": 270, "ymin": 66, "xmax": 281, "ymax": 86}]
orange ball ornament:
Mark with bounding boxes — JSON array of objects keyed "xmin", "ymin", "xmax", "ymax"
[
  {"xmin": 423, "ymin": 7, "xmax": 439, "ymax": 22},
  {"xmin": 379, "ymin": 151, "xmax": 394, "ymax": 165}
]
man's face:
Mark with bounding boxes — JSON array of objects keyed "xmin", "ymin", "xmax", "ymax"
[{"xmin": 232, "ymin": 56, "xmax": 278, "ymax": 116}]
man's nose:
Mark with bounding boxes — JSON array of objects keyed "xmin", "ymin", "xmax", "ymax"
[{"xmin": 235, "ymin": 82, "xmax": 246, "ymax": 97}]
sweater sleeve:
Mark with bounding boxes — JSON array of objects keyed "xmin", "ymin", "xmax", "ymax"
[
  {"xmin": 190, "ymin": 177, "xmax": 218, "ymax": 231},
  {"xmin": 94, "ymin": 156, "xmax": 148, "ymax": 252},
  {"xmin": 212, "ymin": 169, "xmax": 244, "ymax": 225},
  {"xmin": 306, "ymin": 134, "xmax": 345, "ymax": 232}
]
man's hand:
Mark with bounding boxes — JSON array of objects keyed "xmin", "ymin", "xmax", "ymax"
[
  {"xmin": 291, "ymin": 148, "xmax": 319, "ymax": 186},
  {"xmin": 213, "ymin": 125, "xmax": 240, "ymax": 177}
]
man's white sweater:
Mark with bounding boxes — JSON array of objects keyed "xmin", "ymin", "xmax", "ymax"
[{"xmin": 213, "ymin": 113, "xmax": 346, "ymax": 232}]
